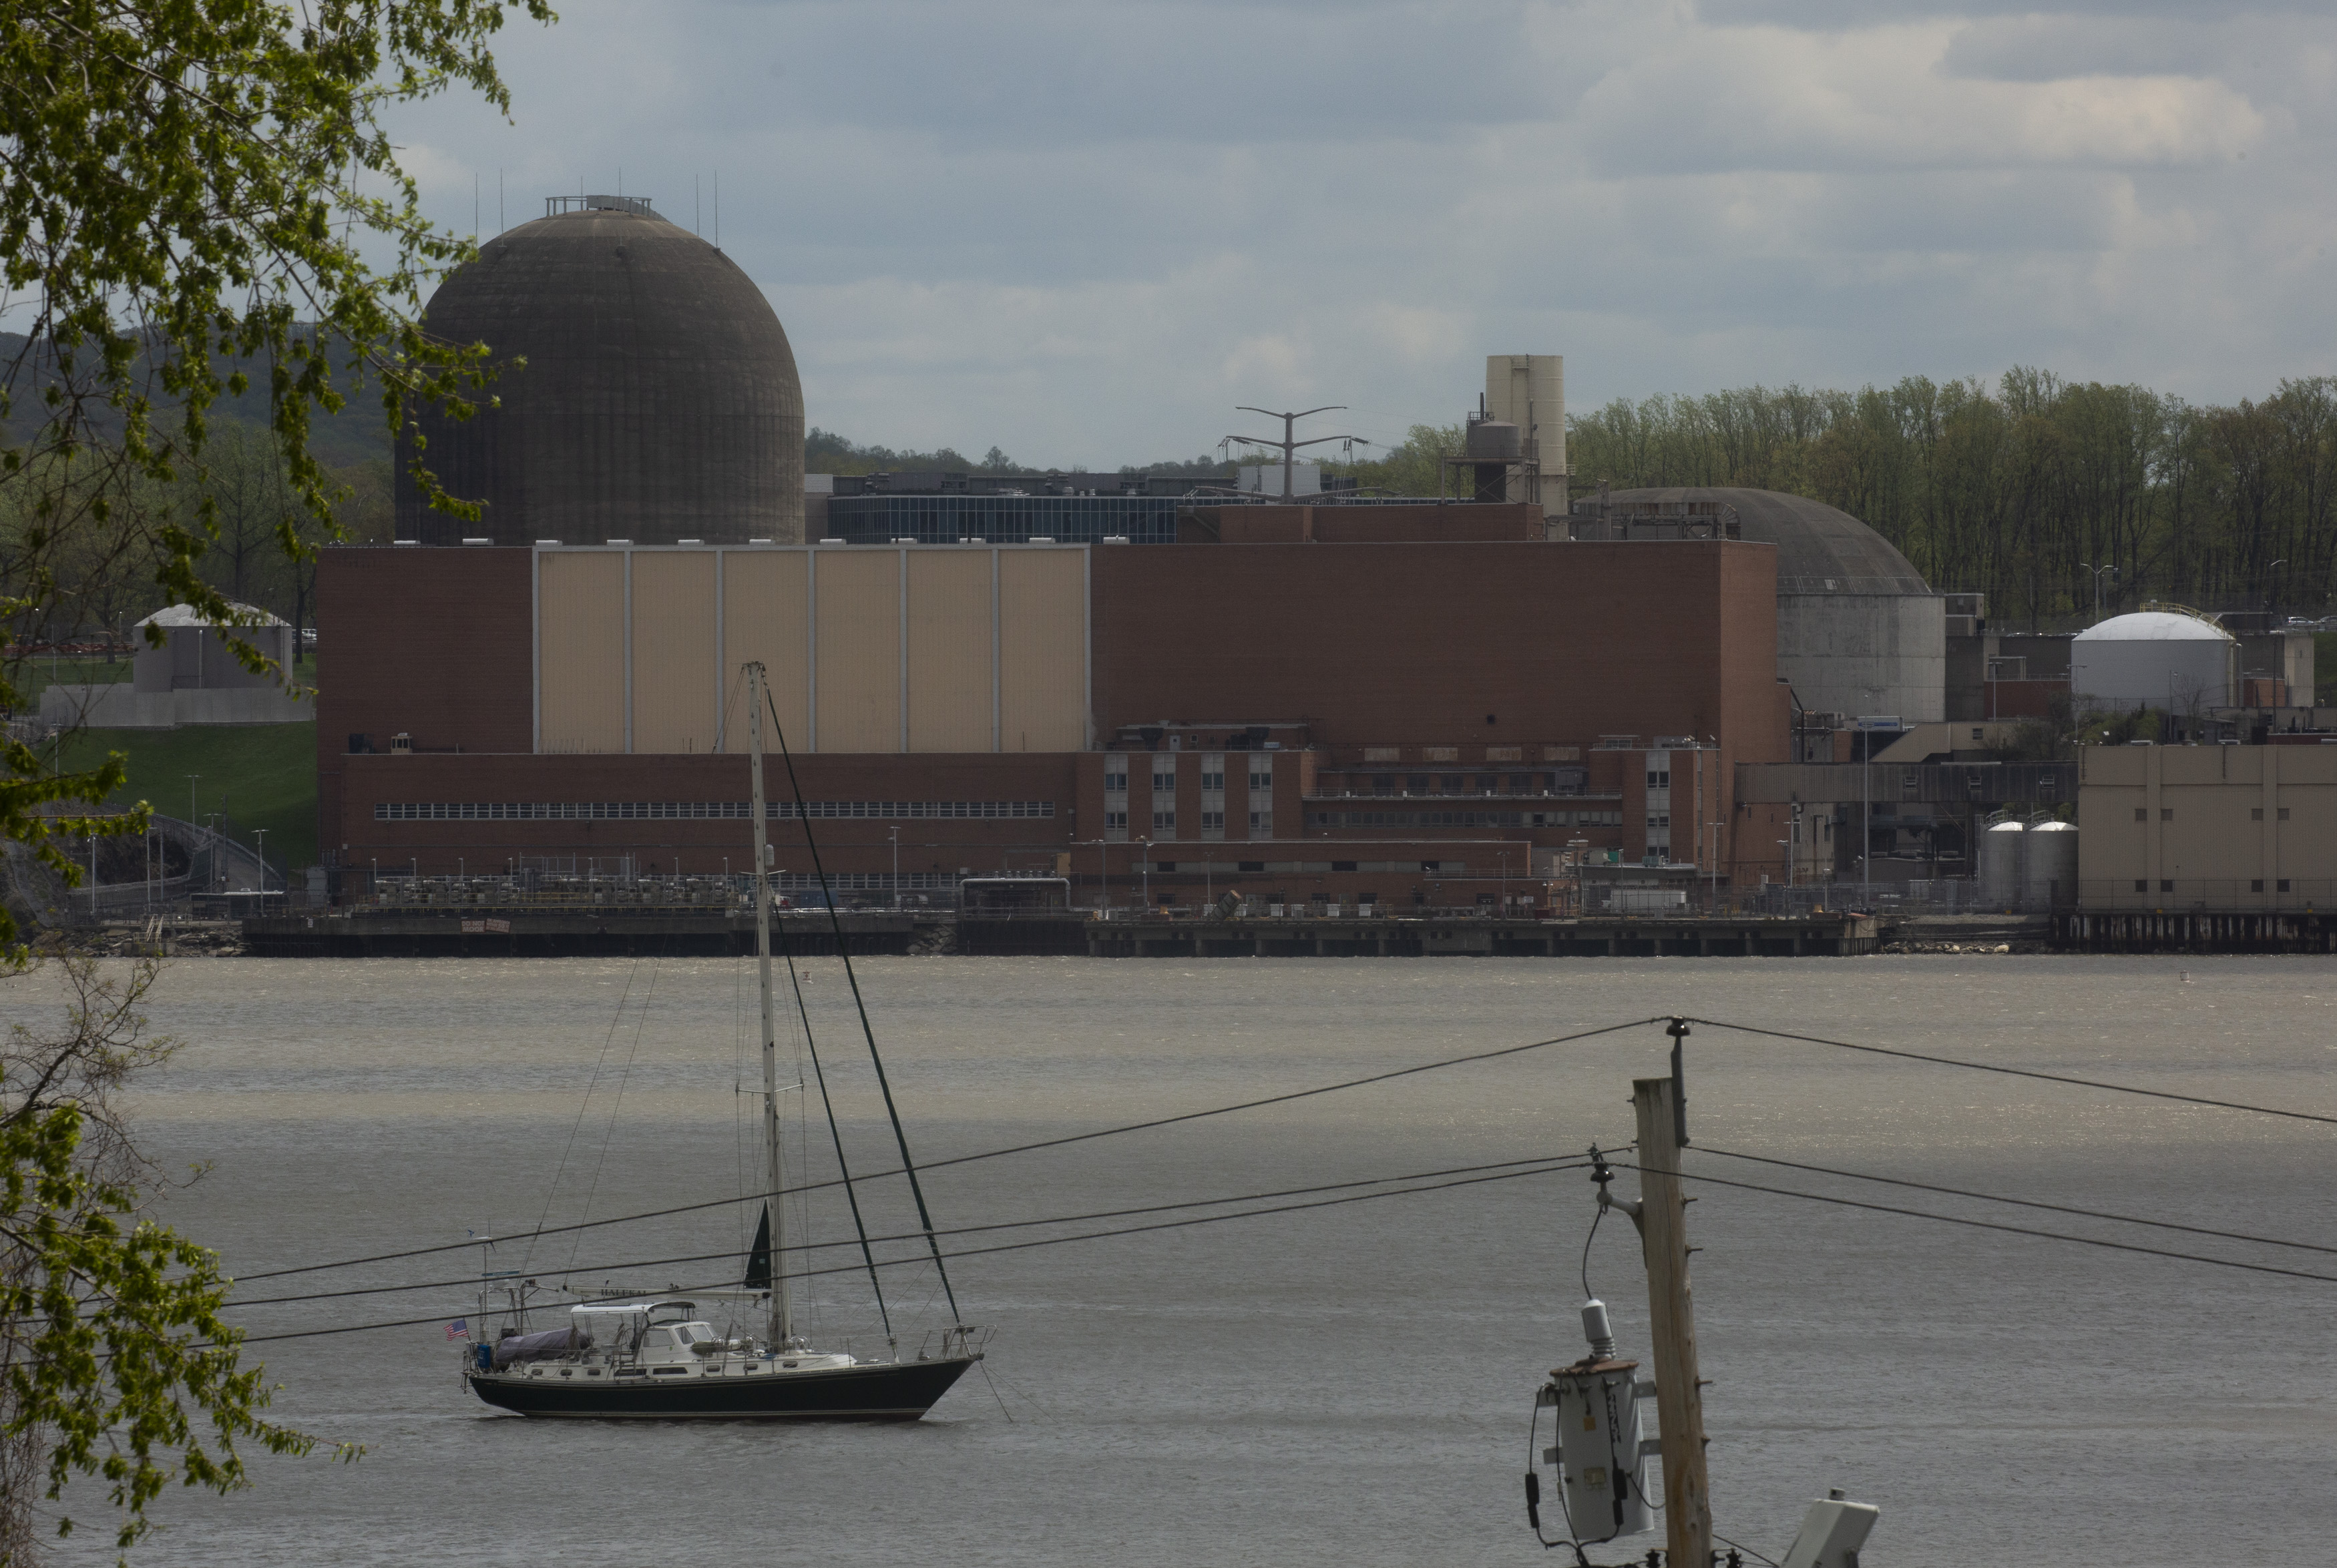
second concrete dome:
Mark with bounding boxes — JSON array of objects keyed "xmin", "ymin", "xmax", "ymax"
[{"xmin": 395, "ymin": 200, "xmax": 804, "ymax": 545}]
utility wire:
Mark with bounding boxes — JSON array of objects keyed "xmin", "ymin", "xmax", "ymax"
[
  {"xmin": 226, "ymin": 1014, "xmax": 1669, "ymax": 1285},
  {"xmin": 1685, "ymin": 1017, "xmax": 2337, "ymax": 1127},
  {"xmin": 1698, "ymin": 1145, "xmax": 2337, "ymax": 1258},
  {"xmin": 224, "ymin": 1156, "xmax": 1593, "ymax": 1312},
  {"xmin": 1609, "ymin": 1161, "xmax": 2337, "ymax": 1288},
  {"xmin": 224, "ymin": 1158, "xmax": 1596, "ymax": 1345}
]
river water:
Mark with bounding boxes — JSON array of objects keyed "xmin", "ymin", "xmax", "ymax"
[{"xmin": 12, "ymin": 953, "xmax": 2336, "ymax": 1565}]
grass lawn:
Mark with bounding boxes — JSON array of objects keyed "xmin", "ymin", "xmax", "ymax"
[{"xmin": 55, "ymin": 722, "xmax": 318, "ymax": 874}]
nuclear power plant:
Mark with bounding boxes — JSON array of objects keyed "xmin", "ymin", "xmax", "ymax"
[
  {"xmin": 300, "ymin": 190, "xmax": 2337, "ymax": 942},
  {"xmin": 394, "ymin": 195, "xmax": 805, "ymax": 546}
]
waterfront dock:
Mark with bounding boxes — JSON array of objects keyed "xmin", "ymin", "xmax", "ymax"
[{"xmin": 241, "ymin": 910, "xmax": 919, "ymax": 958}]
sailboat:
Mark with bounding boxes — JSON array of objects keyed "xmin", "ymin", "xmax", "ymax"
[{"xmin": 460, "ymin": 662, "xmax": 982, "ymax": 1419}]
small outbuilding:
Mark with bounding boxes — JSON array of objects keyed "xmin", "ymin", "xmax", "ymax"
[{"xmin": 38, "ymin": 604, "xmax": 310, "ymax": 728}]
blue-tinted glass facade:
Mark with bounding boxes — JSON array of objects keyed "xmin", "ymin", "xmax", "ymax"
[{"xmin": 824, "ymin": 495, "xmax": 1181, "ymax": 545}]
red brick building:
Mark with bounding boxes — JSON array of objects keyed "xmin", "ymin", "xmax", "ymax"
[{"xmin": 316, "ymin": 513, "xmax": 1797, "ymax": 906}]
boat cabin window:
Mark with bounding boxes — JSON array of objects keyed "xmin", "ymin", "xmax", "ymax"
[{"xmin": 641, "ymin": 1328, "xmax": 675, "ymax": 1350}]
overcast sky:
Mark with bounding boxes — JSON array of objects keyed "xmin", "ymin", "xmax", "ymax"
[{"xmin": 389, "ymin": 0, "xmax": 2336, "ymax": 465}]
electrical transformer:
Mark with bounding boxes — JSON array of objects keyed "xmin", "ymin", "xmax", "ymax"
[{"xmin": 1536, "ymin": 1300, "xmax": 1655, "ymax": 1543}]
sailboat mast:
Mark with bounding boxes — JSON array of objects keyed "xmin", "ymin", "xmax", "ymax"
[{"xmin": 745, "ymin": 662, "xmax": 794, "ymax": 1348}]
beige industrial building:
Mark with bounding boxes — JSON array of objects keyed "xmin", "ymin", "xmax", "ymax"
[
  {"xmin": 533, "ymin": 543, "xmax": 1090, "ymax": 756},
  {"xmin": 2077, "ymin": 743, "xmax": 2337, "ymax": 909}
]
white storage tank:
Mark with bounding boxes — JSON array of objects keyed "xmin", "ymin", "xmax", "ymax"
[
  {"xmin": 2025, "ymin": 820, "xmax": 2079, "ymax": 909},
  {"xmin": 2071, "ymin": 610, "xmax": 2236, "ymax": 711},
  {"xmin": 1979, "ymin": 820, "xmax": 2025, "ymax": 906}
]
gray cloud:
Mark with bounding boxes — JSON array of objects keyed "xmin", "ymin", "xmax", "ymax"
[{"xmin": 379, "ymin": 0, "xmax": 2337, "ymax": 461}]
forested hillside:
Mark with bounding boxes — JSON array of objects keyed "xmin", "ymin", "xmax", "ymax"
[{"xmin": 1563, "ymin": 370, "xmax": 2337, "ymax": 627}]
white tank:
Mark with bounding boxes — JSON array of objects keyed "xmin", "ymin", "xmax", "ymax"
[
  {"xmin": 1979, "ymin": 820, "xmax": 2025, "ymax": 906},
  {"xmin": 2025, "ymin": 821, "xmax": 2079, "ymax": 909},
  {"xmin": 2071, "ymin": 610, "xmax": 2236, "ymax": 710}
]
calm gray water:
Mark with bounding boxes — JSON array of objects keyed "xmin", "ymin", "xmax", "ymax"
[{"xmin": 11, "ymin": 954, "xmax": 2336, "ymax": 1565}]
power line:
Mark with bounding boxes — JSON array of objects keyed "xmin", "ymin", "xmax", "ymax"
[
  {"xmin": 225, "ymin": 1159, "xmax": 1596, "ymax": 1346},
  {"xmin": 224, "ymin": 1155, "xmax": 1595, "ymax": 1312},
  {"xmin": 1684, "ymin": 1017, "xmax": 2337, "ymax": 1127},
  {"xmin": 1698, "ymin": 1145, "xmax": 2337, "ymax": 1258},
  {"xmin": 228, "ymin": 1015, "xmax": 1670, "ymax": 1286},
  {"xmin": 1611, "ymin": 1161, "xmax": 2337, "ymax": 1288}
]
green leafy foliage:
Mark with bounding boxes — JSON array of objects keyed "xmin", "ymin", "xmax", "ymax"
[
  {"xmin": 0, "ymin": 959, "xmax": 349, "ymax": 1561},
  {"xmin": 0, "ymin": 0, "xmax": 553, "ymax": 953},
  {"xmin": 1566, "ymin": 373, "xmax": 2337, "ymax": 626}
]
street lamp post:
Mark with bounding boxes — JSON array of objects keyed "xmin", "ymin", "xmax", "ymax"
[
  {"xmin": 254, "ymin": 829, "xmax": 268, "ymax": 894},
  {"xmin": 2268, "ymin": 558, "xmax": 2288, "ymax": 615},
  {"xmin": 1138, "ymin": 836, "xmax": 1151, "ymax": 912},
  {"xmin": 1777, "ymin": 838, "xmax": 1793, "ymax": 888},
  {"xmin": 888, "ymin": 826, "xmax": 900, "ymax": 908},
  {"xmin": 2080, "ymin": 562, "xmax": 2119, "ymax": 622}
]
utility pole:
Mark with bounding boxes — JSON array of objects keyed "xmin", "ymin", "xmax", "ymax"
[
  {"xmin": 1633, "ymin": 1027, "xmax": 1713, "ymax": 1568},
  {"xmin": 1225, "ymin": 407, "xmax": 1363, "ymax": 500}
]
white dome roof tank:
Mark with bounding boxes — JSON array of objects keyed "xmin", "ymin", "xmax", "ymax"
[{"xmin": 2071, "ymin": 610, "xmax": 2236, "ymax": 712}]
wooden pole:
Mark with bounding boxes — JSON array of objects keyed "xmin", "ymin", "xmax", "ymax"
[{"xmin": 1634, "ymin": 1069, "xmax": 1714, "ymax": 1568}]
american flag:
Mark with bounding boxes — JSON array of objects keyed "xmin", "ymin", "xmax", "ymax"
[{"xmin": 445, "ymin": 1318, "xmax": 469, "ymax": 1342}]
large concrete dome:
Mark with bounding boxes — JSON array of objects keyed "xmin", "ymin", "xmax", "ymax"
[
  {"xmin": 395, "ymin": 200, "xmax": 804, "ymax": 545},
  {"xmin": 1607, "ymin": 487, "xmax": 1943, "ymax": 722},
  {"xmin": 1605, "ymin": 487, "xmax": 1929, "ymax": 593}
]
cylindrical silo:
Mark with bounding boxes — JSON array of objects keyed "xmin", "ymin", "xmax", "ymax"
[
  {"xmin": 2024, "ymin": 821, "xmax": 2079, "ymax": 910},
  {"xmin": 1980, "ymin": 820, "xmax": 2025, "ymax": 907}
]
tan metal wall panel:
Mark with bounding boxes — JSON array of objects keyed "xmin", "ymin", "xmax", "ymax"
[
  {"xmin": 814, "ymin": 549, "xmax": 901, "ymax": 752},
  {"xmin": 628, "ymin": 551, "xmax": 718, "ymax": 754},
  {"xmin": 906, "ymin": 550, "xmax": 995, "ymax": 752},
  {"xmin": 720, "ymin": 551, "xmax": 811, "ymax": 752},
  {"xmin": 538, "ymin": 551, "xmax": 626, "ymax": 752},
  {"xmin": 998, "ymin": 547, "xmax": 1088, "ymax": 752}
]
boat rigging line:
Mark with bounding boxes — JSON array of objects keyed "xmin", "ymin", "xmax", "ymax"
[
  {"xmin": 765, "ymin": 683, "xmax": 960, "ymax": 1326},
  {"xmin": 777, "ymin": 928, "xmax": 892, "ymax": 1340}
]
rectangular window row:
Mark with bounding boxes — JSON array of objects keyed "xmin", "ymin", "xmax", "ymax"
[{"xmin": 373, "ymin": 800, "xmax": 1056, "ymax": 822}]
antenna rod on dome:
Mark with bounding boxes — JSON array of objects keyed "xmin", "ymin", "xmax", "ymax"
[{"xmin": 714, "ymin": 170, "xmax": 720, "ymax": 251}]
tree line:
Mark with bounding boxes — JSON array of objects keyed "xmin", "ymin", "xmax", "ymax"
[{"xmin": 1560, "ymin": 370, "xmax": 2337, "ymax": 627}]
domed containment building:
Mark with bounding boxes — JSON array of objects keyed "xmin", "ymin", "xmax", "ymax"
[
  {"xmin": 394, "ymin": 195, "xmax": 804, "ymax": 545},
  {"xmin": 2071, "ymin": 610, "xmax": 2237, "ymax": 711},
  {"xmin": 1602, "ymin": 487, "xmax": 1944, "ymax": 723}
]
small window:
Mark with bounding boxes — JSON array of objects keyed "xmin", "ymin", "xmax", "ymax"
[
  {"xmin": 1971, "ymin": 728, "xmax": 1984, "ymax": 740},
  {"xmin": 1421, "ymin": 860, "xmax": 1442, "ymax": 872},
  {"xmin": 1474, "ymin": 775, "xmax": 1496, "ymax": 791},
  {"xmin": 1249, "ymin": 770, "xmax": 1272, "ymax": 790},
  {"xmin": 1331, "ymin": 860, "xmax": 1357, "ymax": 872},
  {"xmin": 643, "ymin": 1328, "xmax": 675, "ymax": 1348},
  {"xmin": 1647, "ymin": 770, "xmax": 1671, "ymax": 788},
  {"xmin": 1104, "ymin": 771, "xmax": 1128, "ymax": 792},
  {"xmin": 2134, "ymin": 808, "xmax": 2147, "ymax": 822},
  {"xmin": 1239, "ymin": 860, "xmax": 1265, "ymax": 872},
  {"xmin": 1407, "ymin": 775, "xmax": 1428, "ymax": 791},
  {"xmin": 2161, "ymin": 808, "xmax": 2173, "ymax": 821},
  {"xmin": 1153, "ymin": 770, "xmax": 1175, "ymax": 792},
  {"xmin": 1508, "ymin": 773, "xmax": 1530, "ymax": 791},
  {"xmin": 1105, "ymin": 810, "xmax": 1127, "ymax": 829},
  {"xmin": 2252, "ymin": 879, "xmax": 2265, "ymax": 892},
  {"xmin": 1372, "ymin": 775, "xmax": 1395, "ymax": 794},
  {"xmin": 1248, "ymin": 810, "xmax": 1271, "ymax": 832},
  {"xmin": 2279, "ymin": 807, "xmax": 2291, "ymax": 820},
  {"xmin": 1201, "ymin": 772, "xmax": 1225, "ymax": 791},
  {"xmin": 2134, "ymin": 879, "xmax": 2148, "ymax": 892},
  {"xmin": 1152, "ymin": 810, "xmax": 1175, "ymax": 831},
  {"xmin": 2252, "ymin": 808, "xmax": 2265, "ymax": 821},
  {"xmin": 2280, "ymin": 879, "xmax": 2293, "ymax": 892},
  {"xmin": 1201, "ymin": 810, "xmax": 1224, "ymax": 830},
  {"xmin": 2160, "ymin": 879, "xmax": 2174, "ymax": 892},
  {"xmin": 1441, "ymin": 775, "xmax": 1462, "ymax": 790}
]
